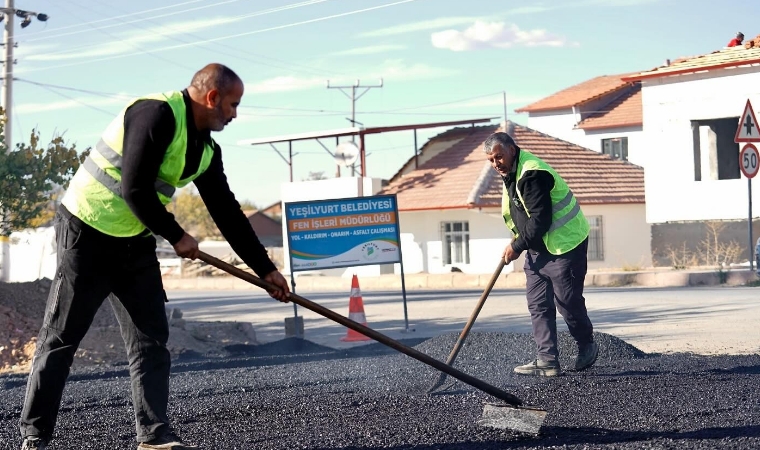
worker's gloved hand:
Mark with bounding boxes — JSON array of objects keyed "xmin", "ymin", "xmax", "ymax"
[
  {"xmin": 173, "ymin": 233, "xmax": 199, "ymax": 260},
  {"xmin": 264, "ymin": 270, "xmax": 291, "ymax": 303}
]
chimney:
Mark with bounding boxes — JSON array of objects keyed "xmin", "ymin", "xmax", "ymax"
[{"xmin": 665, "ymin": 59, "xmax": 671, "ymax": 66}]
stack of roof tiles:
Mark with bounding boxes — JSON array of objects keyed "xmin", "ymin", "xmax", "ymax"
[{"xmin": 744, "ymin": 34, "xmax": 760, "ymax": 49}]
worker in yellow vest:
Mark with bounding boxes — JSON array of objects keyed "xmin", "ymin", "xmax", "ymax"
[
  {"xmin": 19, "ymin": 64, "xmax": 290, "ymax": 450},
  {"xmin": 484, "ymin": 130, "xmax": 598, "ymax": 377}
]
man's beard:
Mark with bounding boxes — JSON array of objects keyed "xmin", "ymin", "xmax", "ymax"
[{"xmin": 210, "ymin": 104, "xmax": 228, "ymax": 131}]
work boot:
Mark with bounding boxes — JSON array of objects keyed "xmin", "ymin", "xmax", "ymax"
[
  {"xmin": 21, "ymin": 437, "xmax": 48, "ymax": 450},
  {"xmin": 574, "ymin": 341, "xmax": 599, "ymax": 371},
  {"xmin": 513, "ymin": 359, "xmax": 561, "ymax": 377},
  {"xmin": 137, "ymin": 433, "xmax": 198, "ymax": 450}
]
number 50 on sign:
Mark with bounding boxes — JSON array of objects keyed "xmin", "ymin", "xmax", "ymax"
[{"xmin": 740, "ymin": 143, "xmax": 760, "ymax": 179}]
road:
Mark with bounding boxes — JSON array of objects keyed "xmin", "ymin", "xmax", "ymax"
[{"xmin": 166, "ymin": 285, "xmax": 760, "ymax": 355}]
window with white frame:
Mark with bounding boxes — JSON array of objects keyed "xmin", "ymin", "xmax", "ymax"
[
  {"xmin": 601, "ymin": 137, "xmax": 628, "ymax": 161},
  {"xmin": 587, "ymin": 216, "xmax": 604, "ymax": 261},
  {"xmin": 441, "ymin": 221, "xmax": 470, "ymax": 265}
]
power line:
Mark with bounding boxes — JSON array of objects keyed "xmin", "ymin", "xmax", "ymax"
[
  {"xmin": 52, "ymin": 0, "xmax": 197, "ymax": 72},
  {"xmin": 1, "ymin": 0, "xmax": 49, "ymax": 150},
  {"xmin": 14, "ymin": 78, "xmax": 530, "ymax": 119},
  {"xmin": 61, "ymin": 0, "xmax": 337, "ymax": 78},
  {"xmin": 31, "ymin": 82, "xmax": 116, "ymax": 116},
  {"xmin": 18, "ymin": 0, "xmax": 419, "ymax": 74},
  {"xmin": 14, "ymin": 78, "xmax": 134, "ymax": 98},
  {"xmin": 237, "ymin": 111, "xmax": 503, "ymax": 118},
  {"xmin": 26, "ymin": 0, "xmax": 251, "ymax": 42},
  {"xmin": 376, "ymin": 91, "xmax": 506, "ymax": 112},
  {"xmin": 23, "ymin": 0, "xmax": 338, "ymax": 77}
]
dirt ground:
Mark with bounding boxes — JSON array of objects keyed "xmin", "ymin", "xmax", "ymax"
[{"xmin": 0, "ymin": 279, "xmax": 259, "ymax": 375}]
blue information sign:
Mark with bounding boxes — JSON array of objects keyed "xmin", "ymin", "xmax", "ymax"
[{"xmin": 284, "ymin": 194, "xmax": 402, "ymax": 272}]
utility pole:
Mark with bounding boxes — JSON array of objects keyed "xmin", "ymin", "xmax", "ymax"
[
  {"xmin": 326, "ymin": 78, "xmax": 383, "ymax": 177},
  {"xmin": 503, "ymin": 91, "xmax": 508, "ymax": 125},
  {"xmin": 1, "ymin": 0, "xmax": 15, "ymax": 151},
  {"xmin": 1, "ymin": 0, "xmax": 48, "ymax": 150},
  {"xmin": 0, "ymin": 1, "xmax": 48, "ymax": 282}
]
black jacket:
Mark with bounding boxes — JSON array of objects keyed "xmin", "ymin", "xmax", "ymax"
[
  {"xmin": 503, "ymin": 148, "xmax": 555, "ymax": 254},
  {"xmin": 119, "ymin": 89, "xmax": 276, "ymax": 277}
]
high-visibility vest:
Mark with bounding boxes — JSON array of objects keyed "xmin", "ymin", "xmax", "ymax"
[
  {"xmin": 502, "ymin": 149, "xmax": 589, "ymax": 255},
  {"xmin": 61, "ymin": 91, "xmax": 215, "ymax": 237}
]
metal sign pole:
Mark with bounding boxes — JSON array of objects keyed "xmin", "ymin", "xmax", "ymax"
[
  {"xmin": 398, "ymin": 244, "xmax": 410, "ymax": 332},
  {"xmin": 749, "ymin": 177, "xmax": 754, "ymax": 272}
]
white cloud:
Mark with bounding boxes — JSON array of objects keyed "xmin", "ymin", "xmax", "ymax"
[
  {"xmin": 431, "ymin": 21, "xmax": 570, "ymax": 51},
  {"xmin": 27, "ymin": 17, "xmax": 238, "ymax": 61},
  {"xmin": 359, "ymin": 16, "xmax": 483, "ymax": 38},
  {"xmin": 330, "ymin": 44, "xmax": 406, "ymax": 56}
]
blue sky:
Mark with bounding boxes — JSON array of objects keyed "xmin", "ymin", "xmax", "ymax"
[{"xmin": 8, "ymin": 0, "xmax": 760, "ymax": 208}]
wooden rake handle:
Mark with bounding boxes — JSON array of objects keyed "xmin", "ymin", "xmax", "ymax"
[{"xmin": 196, "ymin": 251, "xmax": 524, "ymax": 406}]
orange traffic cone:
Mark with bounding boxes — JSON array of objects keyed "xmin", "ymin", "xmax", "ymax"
[{"xmin": 340, "ymin": 274, "xmax": 371, "ymax": 342}]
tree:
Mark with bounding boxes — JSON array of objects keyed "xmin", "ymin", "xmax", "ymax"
[
  {"xmin": 166, "ymin": 187, "xmax": 221, "ymax": 240},
  {"xmin": 0, "ymin": 115, "xmax": 88, "ymax": 237},
  {"xmin": 239, "ymin": 199, "xmax": 258, "ymax": 211}
]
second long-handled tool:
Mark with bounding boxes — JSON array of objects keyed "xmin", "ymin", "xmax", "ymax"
[
  {"xmin": 197, "ymin": 251, "xmax": 546, "ymax": 435},
  {"xmin": 427, "ymin": 258, "xmax": 506, "ymax": 394}
]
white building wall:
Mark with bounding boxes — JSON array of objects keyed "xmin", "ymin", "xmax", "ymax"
[
  {"xmin": 526, "ymin": 109, "xmax": 579, "ymax": 143},
  {"xmin": 5, "ymin": 227, "xmax": 57, "ymax": 282},
  {"xmin": 395, "ymin": 209, "xmax": 514, "ymax": 275},
  {"xmin": 641, "ymin": 67, "xmax": 760, "ymax": 223},
  {"xmin": 582, "ymin": 203, "xmax": 652, "ymax": 270},
  {"xmin": 572, "ymin": 127, "xmax": 645, "ymax": 167}
]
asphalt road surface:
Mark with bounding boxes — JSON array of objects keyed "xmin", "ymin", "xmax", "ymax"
[
  {"xmin": 1, "ymin": 285, "xmax": 759, "ymax": 449},
  {"xmin": 163, "ymin": 285, "xmax": 760, "ymax": 355}
]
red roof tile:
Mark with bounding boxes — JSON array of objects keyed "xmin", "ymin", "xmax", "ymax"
[
  {"xmin": 380, "ymin": 125, "xmax": 499, "ymax": 211},
  {"xmin": 622, "ymin": 46, "xmax": 760, "ymax": 81},
  {"xmin": 515, "ymin": 73, "xmax": 637, "ymax": 113},
  {"xmin": 577, "ymin": 85, "xmax": 642, "ymax": 130},
  {"xmin": 380, "ymin": 122, "xmax": 644, "ymax": 211}
]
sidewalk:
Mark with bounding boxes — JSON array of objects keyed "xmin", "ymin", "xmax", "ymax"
[{"xmin": 161, "ymin": 267, "xmax": 759, "ymax": 291}]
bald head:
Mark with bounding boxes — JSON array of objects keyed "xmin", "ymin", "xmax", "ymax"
[
  {"xmin": 189, "ymin": 63, "xmax": 242, "ymax": 96},
  {"xmin": 187, "ymin": 63, "xmax": 244, "ymax": 132}
]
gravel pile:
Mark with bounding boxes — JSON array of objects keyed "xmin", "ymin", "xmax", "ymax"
[{"xmin": 1, "ymin": 331, "xmax": 759, "ymax": 449}]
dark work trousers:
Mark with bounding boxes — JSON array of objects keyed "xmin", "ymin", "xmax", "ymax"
[
  {"xmin": 523, "ymin": 238, "xmax": 593, "ymax": 362},
  {"xmin": 19, "ymin": 205, "xmax": 172, "ymax": 443}
]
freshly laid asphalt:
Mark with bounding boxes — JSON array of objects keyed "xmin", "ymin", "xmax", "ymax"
[{"xmin": 1, "ymin": 329, "xmax": 759, "ymax": 449}]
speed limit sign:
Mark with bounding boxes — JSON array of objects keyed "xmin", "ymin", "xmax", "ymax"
[{"xmin": 740, "ymin": 143, "xmax": 760, "ymax": 178}]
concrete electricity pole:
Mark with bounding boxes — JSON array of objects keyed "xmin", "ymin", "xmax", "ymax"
[
  {"xmin": 1, "ymin": 0, "xmax": 15, "ymax": 151},
  {"xmin": 326, "ymin": 78, "xmax": 383, "ymax": 176},
  {"xmin": 0, "ymin": 1, "xmax": 48, "ymax": 282}
]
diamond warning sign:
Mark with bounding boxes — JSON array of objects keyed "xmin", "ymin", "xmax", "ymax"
[{"xmin": 735, "ymin": 99, "xmax": 760, "ymax": 143}]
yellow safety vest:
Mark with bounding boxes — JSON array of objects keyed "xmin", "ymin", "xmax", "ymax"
[
  {"xmin": 61, "ymin": 90, "xmax": 215, "ymax": 237},
  {"xmin": 502, "ymin": 150, "xmax": 589, "ymax": 255}
]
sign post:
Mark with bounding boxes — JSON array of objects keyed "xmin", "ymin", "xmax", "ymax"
[{"xmin": 735, "ymin": 99, "xmax": 760, "ymax": 271}]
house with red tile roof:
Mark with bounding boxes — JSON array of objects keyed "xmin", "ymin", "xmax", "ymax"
[
  {"xmin": 621, "ymin": 45, "xmax": 760, "ymax": 265},
  {"xmin": 377, "ymin": 120, "xmax": 651, "ymax": 274},
  {"xmin": 515, "ymin": 73, "xmax": 643, "ymax": 166},
  {"xmin": 512, "ymin": 43, "xmax": 760, "ymax": 266}
]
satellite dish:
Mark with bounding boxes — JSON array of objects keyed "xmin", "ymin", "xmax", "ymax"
[{"xmin": 333, "ymin": 142, "xmax": 360, "ymax": 167}]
